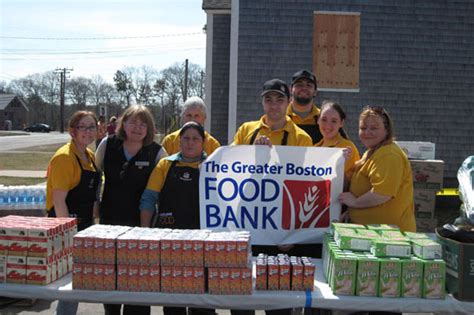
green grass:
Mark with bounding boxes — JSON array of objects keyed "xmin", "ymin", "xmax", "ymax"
[
  {"xmin": 0, "ymin": 143, "xmax": 65, "ymax": 171},
  {"xmin": 13, "ymin": 143, "xmax": 65, "ymax": 153},
  {"xmin": 0, "ymin": 177, "xmax": 46, "ymax": 186}
]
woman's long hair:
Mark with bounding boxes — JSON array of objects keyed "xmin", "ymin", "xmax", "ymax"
[
  {"xmin": 353, "ymin": 106, "xmax": 395, "ymax": 171},
  {"xmin": 320, "ymin": 100, "xmax": 349, "ymax": 139}
]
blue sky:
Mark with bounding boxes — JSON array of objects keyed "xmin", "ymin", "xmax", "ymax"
[{"xmin": 0, "ymin": 0, "xmax": 206, "ymax": 83}]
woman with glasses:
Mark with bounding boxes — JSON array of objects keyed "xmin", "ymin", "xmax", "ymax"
[
  {"xmin": 46, "ymin": 111, "xmax": 100, "ymax": 315},
  {"xmin": 95, "ymin": 105, "xmax": 166, "ymax": 315},
  {"xmin": 338, "ymin": 106, "xmax": 416, "ymax": 232},
  {"xmin": 140, "ymin": 121, "xmax": 215, "ymax": 315}
]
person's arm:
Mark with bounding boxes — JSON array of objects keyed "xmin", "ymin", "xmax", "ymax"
[
  {"xmin": 139, "ymin": 188, "xmax": 160, "ymax": 227},
  {"xmin": 94, "ymin": 137, "xmax": 107, "ymax": 172},
  {"xmin": 52, "ymin": 189, "xmax": 69, "ymax": 217},
  {"xmin": 338, "ymin": 190, "xmax": 391, "ymax": 208}
]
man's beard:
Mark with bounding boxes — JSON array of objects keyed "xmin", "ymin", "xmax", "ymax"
[{"xmin": 294, "ymin": 96, "xmax": 313, "ymax": 105}]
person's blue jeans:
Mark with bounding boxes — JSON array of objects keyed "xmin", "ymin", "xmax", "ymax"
[{"xmin": 55, "ymin": 300, "xmax": 78, "ymax": 315}]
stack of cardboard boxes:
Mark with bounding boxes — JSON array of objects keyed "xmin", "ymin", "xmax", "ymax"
[{"xmin": 396, "ymin": 141, "xmax": 444, "ymax": 232}]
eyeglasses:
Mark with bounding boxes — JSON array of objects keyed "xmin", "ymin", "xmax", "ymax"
[
  {"xmin": 126, "ymin": 120, "xmax": 148, "ymax": 129},
  {"xmin": 75, "ymin": 125, "xmax": 97, "ymax": 132},
  {"xmin": 119, "ymin": 161, "xmax": 129, "ymax": 179}
]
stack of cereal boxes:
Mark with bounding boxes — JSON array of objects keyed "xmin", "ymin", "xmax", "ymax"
[
  {"xmin": 206, "ymin": 231, "xmax": 253, "ymax": 295},
  {"xmin": 72, "ymin": 226, "xmax": 253, "ymax": 295},
  {"xmin": 0, "ymin": 215, "xmax": 77, "ymax": 285},
  {"xmin": 255, "ymin": 254, "xmax": 315, "ymax": 292},
  {"xmin": 323, "ymin": 223, "xmax": 445, "ymax": 299}
]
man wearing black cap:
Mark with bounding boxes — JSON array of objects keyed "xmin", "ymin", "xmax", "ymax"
[
  {"xmin": 232, "ymin": 78, "xmax": 312, "ymax": 146},
  {"xmin": 287, "ymin": 69, "xmax": 323, "ymax": 144}
]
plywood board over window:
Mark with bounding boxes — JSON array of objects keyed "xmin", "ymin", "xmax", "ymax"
[{"xmin": 313, "ymin": 11, "xmax": 360, "ymax": 92}]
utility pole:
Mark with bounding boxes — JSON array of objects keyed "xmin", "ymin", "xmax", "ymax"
[
  {"xmin": 200, "ymin": 70, "xmax": 205, "ymax": 98},
  {"xmin": 183, "ymin": 59, "xmax": 189, "ymax": 102},
  {"xmin": 55, "ymin": 67, "xmax": 73, "ymax": 133}
]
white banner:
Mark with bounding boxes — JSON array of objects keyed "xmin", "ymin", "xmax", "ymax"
[{"xmin": 199, "ymin": 145, "xmax": 344, "ymax": 245}]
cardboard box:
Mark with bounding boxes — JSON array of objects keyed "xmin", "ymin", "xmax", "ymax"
[
  {"xmin": 414, "ymin": 189, "xmax": 437, "ymax": 217},
  {"xmin": 416, "ymin": 218, "xmax": 438, "ymax": 233},
  {"xmin": 396, "ymin": 141, "xmax": 435, "ymax": 160},
  {"xmin": 410, "ymin": 160, "xmax": 444, "ymax": 190},
  {"xmin": 436, "ymin": 229, "xmax": 474, "ymax": 301}
]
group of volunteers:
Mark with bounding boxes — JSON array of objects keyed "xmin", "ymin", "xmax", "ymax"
[{"xmin": 45, "ymin": 69, "xmax": 416, "ymax": 315}]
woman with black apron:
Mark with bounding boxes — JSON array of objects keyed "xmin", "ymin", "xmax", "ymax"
[
  {"xmin": 95, "ymin": 105, "xmax": 166, "ymax": 315},
  {"xmin": 140, "ymin": 121, "xmax": 215, "ymax": 315},
  {"xmin": 46, "ymin": 111, "xmax": 100, "ymax": 315}
]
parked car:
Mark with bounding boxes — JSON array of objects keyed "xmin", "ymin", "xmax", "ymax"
[{"xmin": 24, "ymin": 123, "xmax": 53, "ymax": 133}]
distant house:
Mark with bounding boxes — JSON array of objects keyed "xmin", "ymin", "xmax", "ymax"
[
  {"xmin": 0, "ymin": 94, "xmax": 29, "ymax": 130},
  {"xmin": 202, "ymin": 0, "xmax": 474, "ymax": 182}
]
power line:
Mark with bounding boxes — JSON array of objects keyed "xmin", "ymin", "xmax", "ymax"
[{"xmin": 1, "ymin": 32, "xmax": 203, "ymax": 41}]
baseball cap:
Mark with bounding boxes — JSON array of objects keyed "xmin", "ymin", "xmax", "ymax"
[
  {"xmin": 261, "ymin": 79, "xmax": 290, "ymax": 98},
  {"xmin": 291, "ymin": 69, "xmax": 317, "ymax": 86}
]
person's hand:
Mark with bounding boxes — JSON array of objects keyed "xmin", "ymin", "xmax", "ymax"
[
  {"xmin": 277, "ymin": 244, "xmax": 294, "ymax": 252},
  {"xmin": 338, "ymin": 192, "xmax": 357, "ymax": 208},
  {"xmin": 339, "ymin": 210, "xmax": 350, "ymax": 222},
  {"xmin": 254, "ymin": 135, "xmax": 272, "ymax": 146},
  {"xmin": 342, "ymin": 147, "xmax": 353, "ymax": 160}
]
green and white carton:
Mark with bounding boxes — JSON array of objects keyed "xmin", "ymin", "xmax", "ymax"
[
  {"xmin": 334, "ymin": 227, "xmax": 372, "ymax": 251},
  {"xmin": 366, "ymin": 224, "xmax": 400, "ymax": 232},
  {"xmin": 356, "ymin": 254, "xmax": 380, "ymax": 297},
  {"xmin": 403, "ymin": 231, "xmax": 430, "ymax": 239},
  {"xmin": 422, "ymin": 259, "xmax": 446, "ymax": 299},
  {"xmin": 331, "ymin": 222, "xmax": 365, "ymax": 234},
  {"xmin": 411, "ymin": 238, "xmax": 442, "ymax": 260},
  {"xmin": 379, "ymin": 230, "xmax": 410, "ymax": 242},
  {"xmin": 371, "ymin": 239, "xmax": 412, "ymax": 258},
  {"xmin": 401, "ymin": 257, "xmax": 423, "ymax": 298},
  {"xmin": 378, "ymin": 258, "xmax": 402, "ymax": 298},
  {"xmin": 330, "ymin": 252, "xmax": 357, "ymax": 295}
]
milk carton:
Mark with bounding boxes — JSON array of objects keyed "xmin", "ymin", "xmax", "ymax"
[
  {"xmin": 401, "ymin": 258, "xmax": 423, "ymax": 298},
  {"xmin": 371, "ymin": 239, "xmax": 411, "ymax": 258},
  {"xmin": 422, "ymin": 259, "xmax": 446, "ymax": 299},
  {"xmin": 378, "ymin": 258, "xmax": 402, "ymax": 298},
  {"xmin": 330, "ymin": 253, "xmax": 356, "ymax": 295},
  {"xmin": 356, "ymin": 255, "xmax": 379, "ymax": 297}
]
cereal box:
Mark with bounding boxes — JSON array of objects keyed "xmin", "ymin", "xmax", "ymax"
[
  {"xmin": 241, "ymin": 267, "xmax": 252, "ymax": 295},
  {"xmin": 93, "ymin": 264, "xmax": 105, "ymax": 291},
  {"xmin": 401, "ymin": 258, "xmax": 423, "ymax": 298},
  {"xmin": 422, "ymin": 259, "xmax": 446, "ymax": 299},
  {"xmin": 127, "ymin": 238, "xmax": 139, "ymax": 265},
  {"xmin": 208, "ymin": 267, "xmax": 220, "ymax": 294},
  {"xmin": 149, "ymin": 265, "xmax": 160, "ymax": 292},
  {"xmin": 172, "ymin": 266, "xmax": 183, "ymax": 293},
  {"xmin": 72, "ymin": 263, "xmax": 83, "ymax": 289},
  {"xmin": 182, "ymin": 266, "xmax": 194, "ymax": 294},
  {"xmin": 6, "ymin": 255, "xmax": 27, "ymax": 284},
  {"xmin": 267, "ymin": 260, "xmax": 279, "ymax": 291},
  {"xmin": 193, "ymin": 267, "xmax": 205, "ymax": 294},
  {"xmin": 356, "ymin": 255, "xmax": 379, "ymax": 297},
  {"xmin": 139, "ymin": 266, "xmax": 150, "ymax": 292},
  {"xmin": 28, "ymin": 226, "xmax": 54, "ymax": 258},
  {"xmin": 103, "ymin": 264, "xmax": 115, "ymax": 291},
  {"xmin": 378, "ymin": 258, "xmax": 402, "ymax": 298},
  {"xmin": 93, "ymin": 237, "xmax": 105, "ymax": 264},
  {"xmin": 161, "ymin": 266, "xmax": 173, "ymax": 293},
  {"xmin": 192, "ymin": 237, "xmax": 204, "ymax": 267},
  {"xmin": 148, "ymin": 236, "xmax": 161, "ymax": 265},
  {"xmin": 117, "ymin": 265, "xmax": 128, "ymax": 291},
  {"xmin": 160, "ymin": 236, "xmax": 173, "ymax": 266},
  {"xmin": 219, "ymin": 268, "xmax": 231, "ymax": 294},
  {"xmin": 279, "ymin": 260, "xmax": 290, "ymax": 290},
  {"xmin": 137, "ymin": 237, "xmax": 150, "ymax": 265},
  {"xmin": 230, "ymin": 268, "xmax": 241, "ymax": 294},
  {"xmin": 81, "ymin": 263, "xmax": 94, "ymax": 290},
  {"xmin": 182, "ymin": 238, "xmax": 193, "ymax": 267},
  {"xmin": 26, "ymin": 256, "xmax": 51, "ymax": 285},
  {"xmin": 256, "ymin": 258, "xmax": 267, "ymax": 290},
  {"xmin": 7, "ymin": 226, "xmax": 29, "ymax": 257},
  {"xmin": 116, "ymin": 236, "xmax": 128, "ymax": 265},
  {"xmin": 291, "ymin": 258, "xmax": 304, "ymax": 291},
  {"xmin": 127, "ymin": 265, "xmax": 140, "ymax": 292},
  {"xmin": 171, "ymin": 236, "xmax": 183, "ymax": 267}
]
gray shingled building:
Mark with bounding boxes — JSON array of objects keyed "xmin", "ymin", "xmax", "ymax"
[{"xmin": 202, "ymin": 0, "xmax": 474, "ymax": 184}]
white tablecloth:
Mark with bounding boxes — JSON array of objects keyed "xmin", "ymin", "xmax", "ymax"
[{"xmin": 1, "ymin": 260, "xmax": 473, "ymax": 313}]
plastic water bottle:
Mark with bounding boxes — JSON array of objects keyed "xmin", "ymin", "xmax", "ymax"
[{"xmin": 0, "ymin": 188, "xmax": 5, "ymax": 210}]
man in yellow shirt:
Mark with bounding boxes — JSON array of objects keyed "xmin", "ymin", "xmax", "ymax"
[
  {"xmin": 286, "ymin": 69, "xmax": 323, "ymax": 144},
  {"xmin": 232, "ymin": 78, "xmax": 312, "ymax": 146},
  {"xmin": 161, "ymin": 96, "xmax": 220, "ymax": 155}
]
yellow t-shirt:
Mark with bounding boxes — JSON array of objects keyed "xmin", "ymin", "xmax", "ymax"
[
  {"xmin": 314, "ymin": 133, "xmax": 361, "ymax": 179},
  {"xmin": 46, "ymin": 141, "xmax": 96, "ymax": 210},
  {"xmin": 286, "ymin": 102, "xmax": 320, "ymax": 126},
  {"xmin": 145, "ymin": 154, "xmax": 202, "ymax": 193},
  {"xmin": 232, "ymin": 116, "xmax": 312, "ymax": 146},
  {"xmin": 162, "ymin": 129, "xmax": 220, "ymax": 156},
  {"xmin": 348, "ymin": 143, "xmax": 416, "ymax": 232}
]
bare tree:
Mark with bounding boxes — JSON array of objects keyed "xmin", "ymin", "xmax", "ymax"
[{"xmin": 67, "ymin": 77, "xmax": 92, "ymax": 109}]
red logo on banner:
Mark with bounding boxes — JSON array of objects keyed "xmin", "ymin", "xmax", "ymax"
[{"xmin": 282, "ymin": 180, "xmax": 331, "ymax": 229}]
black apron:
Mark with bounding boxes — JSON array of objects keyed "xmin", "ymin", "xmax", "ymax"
[
  {"xmin": 248, "ymin": 127, "xmax": 289, "ymax": 145},
  {"xmin": 293, "ymin": 115, "xmax": 323, "ymax": 145},
  {"xmin": 155, "ymin": 160, "xmax": 200, "ymax": 229},
  {"xmin": 49, "ymin": 154, "xmax": 100, "ymax": 231}
]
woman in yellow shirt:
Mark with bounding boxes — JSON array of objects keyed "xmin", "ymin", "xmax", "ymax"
[
  {"xmin": 338, "ymin": 106, "xmax": 416, "ymax": 232},
  {"xmin": 315, "ymin": 100, "xmax": 360, "ymax": 183}
]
